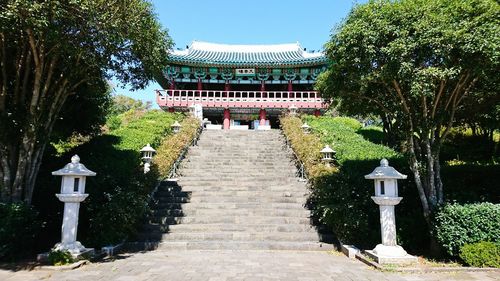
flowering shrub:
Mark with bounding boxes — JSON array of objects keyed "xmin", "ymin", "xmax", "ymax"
[{"xmin": 155, "ymin": 117, "xmax": 201, "ymax": 177}]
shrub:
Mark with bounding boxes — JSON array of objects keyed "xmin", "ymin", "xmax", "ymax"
[
  {"xmin": 460, "ymin": 242, "xmax": 500, "ymax": 268},
  {"xmin": 33, "ymin": 110, "xmax": 181, "ymax": 248},
  {"xmin": 75, "ymin": 110, "xmax": 180, "ymax": 247},
  {"xmin": 48, "ymin": 249, "xmax": 75, "ymax": 266},
  {"xmin": 281, "ymin": 115, "xmax": 427, "ymax": 251},
  {"xmin": 280, "ymin": 116, "xmax": 337, "ymax": 178},
  {"xmin": 155, "ymin": 117, "xmax": 201, "ymax": 177},
  {"xmin": 0, "ymin": 203, "xmax": 42, "ymax": 261},
  {"xmin": 356, "ymin": 126, "xmax": 386, "ymax": 145},
  {"xmin": 434, "ymin": 203, "xmax": 500, "ymax": 257},
  {"xmin": 331, "ymin": 116, "xmax": 363, "ymax": 131},
  {"xmin": 106, "ymin": 115, "xmax": 122, "ymax": 131}
]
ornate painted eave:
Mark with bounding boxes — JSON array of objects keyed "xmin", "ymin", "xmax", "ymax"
[{"xmin": 169, "ymin": 41, "xmax": 327, "ymax": 68}]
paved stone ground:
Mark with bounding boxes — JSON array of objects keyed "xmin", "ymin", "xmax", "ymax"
[{"xmin": 1, "ymin": 250, "xmax": 498, "ymax": 281}]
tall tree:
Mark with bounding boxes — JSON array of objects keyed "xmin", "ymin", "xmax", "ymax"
[
  {"xmin": 0, "ymin": 0, "xmax": 172, "ymax": 204},
  {"xmin": 319, "ymin": 0, "xmax": 499, "ymax": 235}
]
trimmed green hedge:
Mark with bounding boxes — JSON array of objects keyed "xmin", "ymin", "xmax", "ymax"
[
  {"xmin": 434, "ymin": 203, "xmax": 500, "ymax": 257},
  {"xmin": 281, "ymin": 116, "xmax": 427, "ymax": 250},
  {"xmin": 460, "ymin": 242, "xmax": 500, "ymax": 268},
  {"xmin": 34, "ymin": 110, "xmax": 181, "ymax": 248}
]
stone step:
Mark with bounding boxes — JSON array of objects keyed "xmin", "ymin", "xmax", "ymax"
[
  {"xmin": 151, "ymin": 208, "xmax": 310, "ymax": 218},
  {"xmin": 156, "ymin": 184, "xmax": 307, "ymax": 193},
  {"xmin": 166, "ymin": 223, "xmax": 319, "ymax": 233},
  {"xmin": 156, "ymin": 241, "xmax": 333, "ymax": 251},
  {"xmin": 196, "ymin": 142, "xmax": 285, "ymax": 146},
  {"xmin": 182, "ymin": 159, "xmax": 294, "ymax": 164},
  {"xmin": 180, "ymin": 165, "xmax": 297, "ymax": 170},
  {"xmin": 154, "ymin": 195, "xmax": 307, "ymax": 204},
  {"xmin": 152, "ymin": 202, "xmax": 308, "ymax": 210},
  {"xmin": 179, "ymin": 173, "xmax": 298, "ymax": 179},
  {"xmin": 177, "ymin": 177, "xmax": 300, "ymax": 182},
  {"xmin": 154, "ymin": 189, "xmax": 307, "ymax": 198},
  {"xmin": 177, "ymin": 177, "xmax": 305, "ymax": 182},
  {"xmin": 132, "ymin": 128, "xmax": 336, "ymax": 251},
  {"xmin": 170, "ymin": 186, "xmax": 307, "ymax": 192},
  {"xmin": 150, "ymin": 215, "xmax": 312, "ymax": 225},
  {"xmin": 140, "ymin": 223, "xmax": 319, "ymax": 234},
  {"xmin": 158, "ymin": 232, "xmax": 320, "ymax": 242}
]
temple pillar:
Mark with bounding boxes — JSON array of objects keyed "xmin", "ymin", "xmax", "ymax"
[
  {"xmin": 223, "ymin": 108, "xmax": 230, "ymax": 130},
  {"xmin": 259, "ymin": 109, "xmax": 266, "ymax": 126},
  {"xmin": 197, "ymin": 78, "xmax": 202, "ymax": 91},
  {"xmin": 169, "ymin": 79, "xmax": 176, "ymax": 90},
  {"xmin": 260, "ymin": 81, "xmax": 265, "ymax": 92},
  {"xmin": 287, "ymin": 80, "xmax": 293, "ymax": 92},
  {"xmin": 314, "ymin": 109, "xmax": 321, "ymax": 117},
  {"xmin": 225, "ymin": 81, "xmax": 230, "ymax": 91}
]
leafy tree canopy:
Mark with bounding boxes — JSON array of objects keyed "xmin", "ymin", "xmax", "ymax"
[
  {"xmin": 109, "ymin": 94, "xmax": 152, "ymax": 116},
  {"xmin": 0, "ymin": 0, "xmax": 173, "ymax": 203},
  {"xmin": 318, "ymin": 0, "xmax": 499, "ymax": 238}
]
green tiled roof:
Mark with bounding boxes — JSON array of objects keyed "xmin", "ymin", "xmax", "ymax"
[{"xmin": 169, "ymin": 41, "xmax": 327, "ymax": 67}]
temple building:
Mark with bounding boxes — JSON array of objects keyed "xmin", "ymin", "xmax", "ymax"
[{"xmin": 156, "ymin": 41, "xmax": 328, "ymax": 129}]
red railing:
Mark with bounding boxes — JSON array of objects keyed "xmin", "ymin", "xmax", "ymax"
[{"xmin": 156, "ymin": 90, "xmax": 326, "ymax": 109}]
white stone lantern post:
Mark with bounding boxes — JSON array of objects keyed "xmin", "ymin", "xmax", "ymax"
[
  {"xmin": 171, "ymin": 121, "xmax": 182, "ymax": 134},
  {"xmin": 140, "ymin": 144, "xmax": 156, "ymax": 174},
  {"xmin": 301, "ymin": 122, "xmax": 311, "ymax": 134},
  {"xmin": 364, "ymin": 159, "xmax": 417, "ymax": 264},
  {"xmin": 52, "ymin": 155, "xmax": 96, "ymax": 257},
  {"xmin": 320, "ymin": 145, "xmax": 335, "ymax": 167},
  {"xmin": 289, "ymin": 104, "xmax": 298, "ymax": 116}
]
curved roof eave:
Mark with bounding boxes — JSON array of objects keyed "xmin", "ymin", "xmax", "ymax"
[
  {"xmin": 168, "ymin": 57, "xmax": 328, "ymax": 68},
  {"xmin": 168, "ymin": 41, "xmax": 328, "ymax": 68}
]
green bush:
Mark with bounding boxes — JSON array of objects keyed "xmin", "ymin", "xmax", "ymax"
[
  {"xmin": 76, "ymin": 110, "xmax": 180, "ymax": 246},
  {"xmin": 106, "ymin": 115, "xmax": 122, "ymax": 131},
  {"xmin": 356, "ymin": 125, "xmax": 386, "ymax": 145},
  {"xmin": 0, "ymin": 203, "xmax": 42, "ymax": 261},
  {"xmin": 33, "ymin": 110, "xmax": 182, "ymax": 248},
  {"xmin": 281, "ymin": 116, "xmax": 426, "ymax": 250},
  {"xmin": 331, "ymin": 117, "xmax": 363, "ymax": 131},
  {"xmin": 155, "ymin": 117, "xmax": 201, "ymax": 177},
  {"xmin": 48, "ymin": 249, "xmax": 75, "ymax": 266},
  {"xmin": 434, "ymin": 203, "xmax": 500, "ymax": 257},
  {"xmin": 460, "ymin": 242, "xmax": 500, "ymax": 268}
]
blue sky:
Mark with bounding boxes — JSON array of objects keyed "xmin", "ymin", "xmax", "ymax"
[{"xmin": 114, "ymin": 0, "xmax": 365, "ymax": 107}]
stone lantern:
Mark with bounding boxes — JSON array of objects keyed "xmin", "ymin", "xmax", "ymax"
[
  {"xmin": 171, "ymin": 121, "xmax": 182, "ymax": 134},
  {"xmin": 364, "ymin": 159, "xmax": 417, "ymax": 264},
  {"xmin": 52, "ymin": 155, "xmax": 95, "ymax": 257},
  {"xmin": 320, "ymin": 145, "xmax": 335, "ymax": 167},
  {"xmin": 301, "ymin": 122, "xmax": 311, "ymax": 134},
  {"xmin": 289, "ymin": 104, "xmax": 298, "ymax": 116},
  {"xmin": 140, "ymin": 144, "xmax": 156, "ymax": 174}
]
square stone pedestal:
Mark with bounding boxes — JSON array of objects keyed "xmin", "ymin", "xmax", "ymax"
[{"xmin": 365, "ymin": 244, "xmax": 417, "ymax": 264}]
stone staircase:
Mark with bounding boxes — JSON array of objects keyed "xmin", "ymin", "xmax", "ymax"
[{"xmin": 134, "ymin": 130, "xmax": 334, "ymax": 250}]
